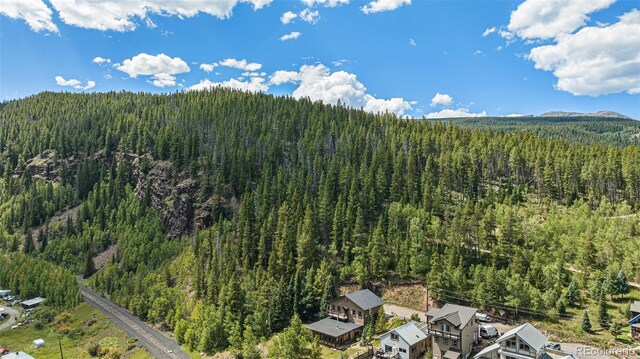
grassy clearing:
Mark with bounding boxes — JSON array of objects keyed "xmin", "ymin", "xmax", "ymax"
[{"xmin": 0, "ymin": 303, "xmax": 151, "ymax": 358}]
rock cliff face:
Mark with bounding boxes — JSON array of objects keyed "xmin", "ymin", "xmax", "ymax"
[{"xmin": 23, "ymin": 150, "xmax": 214, "ymax": 239}]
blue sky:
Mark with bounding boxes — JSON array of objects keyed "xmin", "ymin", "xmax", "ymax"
[{"xmin": 1, "ymin": 0, "xmax": 639, "ymax": 118}]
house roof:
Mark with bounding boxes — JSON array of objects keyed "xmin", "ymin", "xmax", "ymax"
[
  {"xmin": 344, "ymin": 289, "xmax": 384, "ymax": 310},
  {"xmin": 497, "ymin": 323, "xmax": 548, "ymax": 352},
  {"xmin": 305, "ymin": 317, "xmax": 362, "ymax": 338},
  {"xmin": 443, "ymin": 350, "xmax": 462, "ymax": 359},
  {"xmin": 631, "ymin": 300, "xmax": 640, "ymax": 314},
  {"xmin": 474, "ymin": 343, "xmax": 499, "ymax": 358},
  {"xmin": 630, "ymin": 314, "xmax": 640, "ymax": 325},
  {"xmin": 426, "ymin": 304, "xmax": 478, "ymax": 329},
  {"xmin": 383, "ymin": 321, "xmax": 428, "ymax": 346},
  {"xmin": 20, "ymin": 297, "xmax": 45, "ymax": 307}
]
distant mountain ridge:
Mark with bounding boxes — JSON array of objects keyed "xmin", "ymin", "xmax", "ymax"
[{"xmin": 539, "ymin": 110, "xmax": 634, "ymax": 120}]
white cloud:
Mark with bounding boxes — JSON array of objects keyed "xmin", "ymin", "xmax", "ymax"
[
  {"xmin": 149, "ymin": 73, "xmax": 177, "ymax": 88},
  {"xmin": 506, "ymin": 113, "xmax": 528, "ymax": 117},
  {"xmin": 116, "ymin": 53, "xmax": 190, "ymax": 78},
  {"xmin": 301, "ymin": 0, "xmax": 348, "ymax": 7},
  {"xmin": 409, "ymin": 38, "xmax": 416, "ymax": 46},
  {"xmin": 361, "ymin": 0, "xmax": 411, "ymax": 14},
  {"xmin": 424, "ymin": 108, "xmax": 487, "ymax": 119},
  {"xmin": 242, "ymin": 71, "xmax": 266, "ymax": 77},
  {"xmin": 200, "ymin": 63, "xmax": 217, "ymax": 73},
  {"xmin": 276, "ymin": 64, "xmax": 412, "ymax": 115},
  {"xmin": 0, "ymin": 0, "xmax": 58, "ymax": 32},
  {"xmin": 482, "ymin": 27, "xmax": 496, "ymax": 37},
  {"xmin": 299, "ymin": 8, "xmax": 320, "ymax": 24},
  {"xmin": 269, "ymin": 70, "xmax": 300, "ymax": 85},
  {"xmin": 92, "ymin": 56, "xmax": 111, "ymax": 64},
  {"xmin": 507, "ymin": 0, "xmax": 615, "ymax": 39},
  {"xmin": 527, "ymin": 9, "xmax": 640, "ymax": 96},
  {"xmin": 188, "ymin": 77, "xmax": 269, "ymax": 92},
  {"xmin": 280, "ymin": 31, "xmax": 301, "ymax": 41},
  {"xmin": 498, "ymin": 29, "xmax": 514, "ymax": 41},
  {"xmin": 55, "ymin": 76, "xmax": 96, "ymax": 90},
  {"xmin": 218, "ymin": 58, "xmax": 262, "ymax": 71},
  {"xmin": 430, "ymin": 92, "xmax": 453, "ymax": 107},
  {"xmin": 41, "ymin": 0, "xmax": 270, "ymax": 32},
  {"xmin": 281, "ymin": 11, "xmax": 297, "ymax": 24}
]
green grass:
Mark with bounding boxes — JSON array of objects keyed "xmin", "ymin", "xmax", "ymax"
[
  {"xmin": 0, "ymin": 303, "xmax": 152, "ymax": 358},
  {"xmin": 533, "ymin": 286, "xmax": 640, "ymax": 348}
]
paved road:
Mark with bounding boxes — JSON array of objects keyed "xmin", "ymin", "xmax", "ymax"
[
  {"xmin": 0, "ymin": 307, "xmax": 19, "ymax": 331},
  {"xmin": 79, "ymin": 285, "xmax": 189, "ymax": 359}
]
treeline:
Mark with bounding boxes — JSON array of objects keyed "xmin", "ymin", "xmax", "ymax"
[
  {"xmin": 430, "ymin": 116, "xmax": 640, "ymax": 147},
  {"xmin": 0, "ymin": 254, "xmax": 81, "ymax": 308}
]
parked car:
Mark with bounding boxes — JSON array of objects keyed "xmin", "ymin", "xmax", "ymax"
[
  {"xmin": 545, "ymin": 342, "xmax": 561, "ymax": 350},
  {"xmin": 476, "ymin": 312, "xmax": 493, "ymax": 322},
  {"xmin": 480, "ymin": 325, "xmax": 499, "ymax": 338}
]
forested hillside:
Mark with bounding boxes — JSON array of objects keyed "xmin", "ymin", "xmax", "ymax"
[
  {"xmin": 428, "ymin": 116, "xmax": 640, "ymax": 147},
  {"xmin": 1, "ymin": 90, "xmax": 639, "ymax": 355}
]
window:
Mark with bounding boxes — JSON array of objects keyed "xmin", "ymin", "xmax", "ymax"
[
  {"xmin": 452, "ymin": 340, "xmax": 458, "ymax": 348},
  {"xmin": 442, "ymin": 324, "xmax": 450, "ymax": 332},
  {"xmin": 506, "ymin": 339, "xmax": 516, "ymax": 349},
  {"xmin": 444, "ymin": 338, "xmax": 448, "ymax": 345},
  {"xmin": 391, "ymin": 333, "xmax": 399, "ymax": 341},
  {"xmin": 434, "ymin": 337, "xmax": 439, "ymax": 343},
  {"xmin": 352, "ymin": 309, "xmax": 356, "ymax": 316},
  {"xmin": 412, "ymin": 347, "xmax": 416, "ymax": 352},
  {"xmin": 358, "ymin": 311, "xmax": 362, "ymax": 319},
  {"xmin": 399, "ymin": 348, "xmax": 407, "ymax": 353},
  {"xmin": 385, "ymin": 345, "xmax": 392, "ymax": 353},
  {"xmin": 519, "ymin": 343, "xmax": 530, "ymax": 351}
]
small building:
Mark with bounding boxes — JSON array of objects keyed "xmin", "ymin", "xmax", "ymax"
[
  {"xmin": 425, "ymin": 304, "xmax": 479, "ymax": 359},
  {"xmin": 307, "ymin": 289, "xmax": 385, "ymax": 348},
  {"xmin": 20, "ymin": 297, "xmax": 45, "ymax": 310},
  {"xmin": 305, "ymin": 317, "xmax": 363, "ymax": 348},
  {"xmin": 0, "ymin": 290, "xmax": 10, "ymax": 299},
  {"xmin": 474, "ymin": 323, "xmax": 548, "ymax": 359},
  {"xmin": 377, "ymin": 321, "xmax": 429, "ymax": 359},
  {"xmin": 1, "ymin": 352, "xmax": 36, "ymax": 359},
  {"xmin": 630, "ymin": 300, "xmax": 640, "ymax": 341},
  {"xmin": 32, "ymin": 339, "xmax": 44, "ymax": 349}
]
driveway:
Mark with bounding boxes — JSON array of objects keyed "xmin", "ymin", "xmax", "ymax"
[{"xmin": 0, "ymin": 307, "xmax": 19, "ymax": 331}]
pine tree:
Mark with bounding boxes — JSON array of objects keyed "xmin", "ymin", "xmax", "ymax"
[
  {"xmin": 581, "ymin": 311, "xmax": 591, "ymax": 332},
  {"xmin": 597, "ymin": 288, "xmax": 609, "ymax": 327},
  {"xmin": 565, "ymin": 280, "xmax": 579, "ymax": 307},
  {"xmin": 83, "ymin": 252, "xmax": 96, "ymax": 278},
  {"xmin": 610, "ymin": 321, "xmax": 622, "ymax": 339}
]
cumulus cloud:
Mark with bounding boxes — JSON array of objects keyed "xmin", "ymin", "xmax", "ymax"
[
  {"xmin": 482, "ymin": 27, "xmax": 496, "ymax": 37},
  {"xmin": 299, "ymin": 8, "xmax": 320, "ymax": 24},
  {"xmin": 116, "ymin": 53, "xmax": 190, "ymax": 78},
  {"xmin": 507, "ymin": 0, "xmax": 615, "ymax": 39},
  {"xmin": 217, "ymin": 58, "xmax": 262, "ymax": 71},
  {"xmin": 269, "ymin": 70, "xmax": 301, "ymax": 85},
  {"xmin": 24, "ymin": 0, "xmax": 270, "ymax": 32},
  {"xmin": 430, "ymin": 92, "xmax": 453, "ymax": 107},
  {"xmin": 527, "ymin": 9, "xmax": 640, "ymax": 96},
  {"xmin": 271, "ymin": 64, "xmax": 412, "ymax": 115},
  {"xmin": 424, "ymin": 108, "xmax": 487, "ymax": 119},
  {"xmin": 149, "ymin": 73, "xmax": 177, "ymax": 88},
  {"xmin": 0, "ymin": 0, "xmax": 58, "ymax": 32},
  {"xmin": 200, "ymin": 63, "xmax": 216, "ymax": 73},
  {"xmin": 188, "ymin": 77, "xmax": 269, "ymax": 92},
  {"xmin": 409, "ymin": 38, "xmax": 416, "ymax": 46},
  {"xmin": 301, "ymin": 0, "xmax": 349, "ymax": 7},
  {"xmin": 361, "ymin": 0, "xmax": 411, "ymax": 14},
  {"xmin": 281, "ymin": 11, "xmax": 297, "ymax": 24},
  {"xmin": 55, "ymin": 76, "xmax": 95, "ymax": 90},
  {"xmin": 280, "ymin": 31, "xmax": 301, "ymax": 41},
  {"xmin": 92, "ymin": 56, "xmax": 111, "ymax": 64}
]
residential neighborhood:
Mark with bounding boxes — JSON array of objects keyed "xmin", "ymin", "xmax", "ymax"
[{"xmin": 305, "ymin": 288, "xmax": 640, "ymax": 359}]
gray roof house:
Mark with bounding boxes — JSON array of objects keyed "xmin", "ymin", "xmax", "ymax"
[
  {"xmin": 425, "ymin": 304, "xmax": 479, "ymax": 359},
  {"xmin": 378, "ymin": 321, "xmax": 429, "ymax": 359},
  {"xmin": 474, "ymin": 323, "xmax": 548, "ymax": 359},
  {"xmin": 20, "ymin": 297, "xmax": 45, "ymax": 310},
  {"xmin": 308, "ymin": 289, "xmax": 385, "ymax": 348}
]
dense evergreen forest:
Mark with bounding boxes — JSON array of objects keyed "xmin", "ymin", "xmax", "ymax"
[
  {"xmin": 429, "ymin": 116, "xmax": 640, "ymax": 147},
  {"xmin": 1, "ymin": 90, "xmax": 639, "ymax": 355}
]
